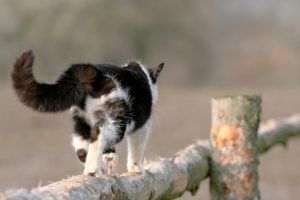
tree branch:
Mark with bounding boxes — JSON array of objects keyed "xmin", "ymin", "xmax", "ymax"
[{"xmin": 258, "ymin": 114, "xmax": 300, "ymax": 154}]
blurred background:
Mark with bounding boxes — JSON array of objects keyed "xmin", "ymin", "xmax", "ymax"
[{"xmin": 0, "ymin": 0, "xmax": 300, "ymax": 199}]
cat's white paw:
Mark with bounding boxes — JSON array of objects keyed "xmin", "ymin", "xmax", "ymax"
[
  {"xmin": 83, "ymin": 162, "xmax": 102, "ymax": 177},
  {"xmin": 127, "ymin": 162, "xmax": 145, "ymax": 173},
  {"xmin": 102, "ymin": 153, "xmax": 118, "ymax": 175}
]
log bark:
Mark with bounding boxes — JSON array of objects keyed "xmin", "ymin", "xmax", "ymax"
[
  {"xmin": 2, "ymin": 109, "xmax": 300, "ymax": 200},
  {"xmin": 210, "ymin": 95, "xmax": 261, "ymax": 200}
]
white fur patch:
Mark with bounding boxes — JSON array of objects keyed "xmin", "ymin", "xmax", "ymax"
[
  {"xmin": 70, "ymin": 106, "xmax": 85, "ymax": 118},
  {"xmin": 85, "ymin": 89, "xmax": 119, "ymax": 125},
  {"xmin": 108, "ymin": 75, "xmax": 132, "ymax": 105},
  {"xmin": 84, "ymin": 78, "xmax": 131, "ymax": 126},
  {"xmin": 72, "ymin": 134, "xmax": 89, "ymax": 151}
]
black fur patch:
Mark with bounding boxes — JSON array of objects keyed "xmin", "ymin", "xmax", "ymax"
[
  {"xmin": 103, "ymin": 146, "xmax": 116, "ymax": 154},
  {"xmin": 73, "ymin": 116, "xmax": 91, "ymax": 140}
]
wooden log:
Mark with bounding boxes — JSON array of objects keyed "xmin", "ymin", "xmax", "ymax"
[
  {"xmin": 1, "ymin": 141, "xmax": 211, "ymax": 200},
  {"xmin": 210, "ymin": 95, "xmax": 261, "ymax": 200}
]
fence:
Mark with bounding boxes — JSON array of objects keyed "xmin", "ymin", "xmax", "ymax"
[{"xmin": 2, "ymin": 95, "xmax": 300, "ymax": 200}]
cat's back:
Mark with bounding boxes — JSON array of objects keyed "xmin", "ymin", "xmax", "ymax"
[
  {"xmin": 95, "ymin": 63, "xmax": 153, "ymax": 130},
  {"xmin": 95, "ymin": 63, "xmax": 152, "ymax": 100}
]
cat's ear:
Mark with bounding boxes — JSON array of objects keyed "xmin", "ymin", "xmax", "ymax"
[{"xmin": 148, "ymin": 63, "xmax": 164, "ymax": 83}]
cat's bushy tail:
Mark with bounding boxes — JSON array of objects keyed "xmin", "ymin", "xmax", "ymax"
[{"xmin": 11, "ymin": 50, "xmax": 103, "ymax": 112}]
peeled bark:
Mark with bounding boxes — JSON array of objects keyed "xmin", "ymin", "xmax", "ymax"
[{"xmin": 210, "ymin": 95, "xmax": 261, "ymax": 200}]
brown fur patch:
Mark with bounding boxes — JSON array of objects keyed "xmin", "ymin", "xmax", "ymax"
[
  {"xmin": 75, "ymin": 65, "xmax": 98, "ymax": 83},
  {"xmin": 90, "ymin": 123, "xmax": 100, "ymax": 143},
  {"xmin": 76, "ymin": 149, "xmax": 87, "ymax": 163},
  {"xmin": 126, "ymin": 61, "xmax": 141, "ymax": 71},
  {"xmin": 87, "ymin": 172, "xmax": 96, "ymax": 177},
  {"xmin": 11, "ymin": 50, "xmax": 38, "ymax": 101},
  {"xmin": 148, "ymin": 63, "xmax": 164, "ymax": 83},
  {"xmin": 90, "ymin": 77, "xmax": 115, "ymax": 98}
]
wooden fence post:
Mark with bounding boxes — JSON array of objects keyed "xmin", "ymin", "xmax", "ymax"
[{"xmin": 210, "ymin": 95, "xmax": 261, "ymax": 200}]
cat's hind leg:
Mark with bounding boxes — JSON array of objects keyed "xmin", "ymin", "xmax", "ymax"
[
  {"xmin": 126, "ymin": 121, "xmax": 151, "ymax": 173},
  {"xmin": 100, "ymin": 98, "xmax": 128, "ymax": 175},
  {"xmin": 102, "ymin": 146, "xmax": 118, "ymax": 175},
  {"xmin": 100, "ymin": 118, "xmax": 127, "ymax": 176}
]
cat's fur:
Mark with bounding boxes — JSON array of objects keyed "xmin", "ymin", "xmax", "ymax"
[{"xmin": 11, "ymin": 50, "xmax": 164, "ymax": 176}]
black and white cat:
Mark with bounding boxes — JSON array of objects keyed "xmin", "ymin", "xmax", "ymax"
[{"xmin": 11, "ymin": 50, "xmax": 164, "ymax": 176}]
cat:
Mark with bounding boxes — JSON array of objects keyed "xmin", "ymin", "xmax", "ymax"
[{"xmin": 11, "ymin": 50, "xmax": 164, "ymax": 177}]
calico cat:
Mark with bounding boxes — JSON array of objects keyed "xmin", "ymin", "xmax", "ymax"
[{"xmin": 11, "ymin": 50, "xmax": 164, "ymax": 176}]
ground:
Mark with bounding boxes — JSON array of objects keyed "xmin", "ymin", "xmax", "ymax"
[{"xmin": 0, "ymin": 84, "xmax": 299, "ymax": 199}]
